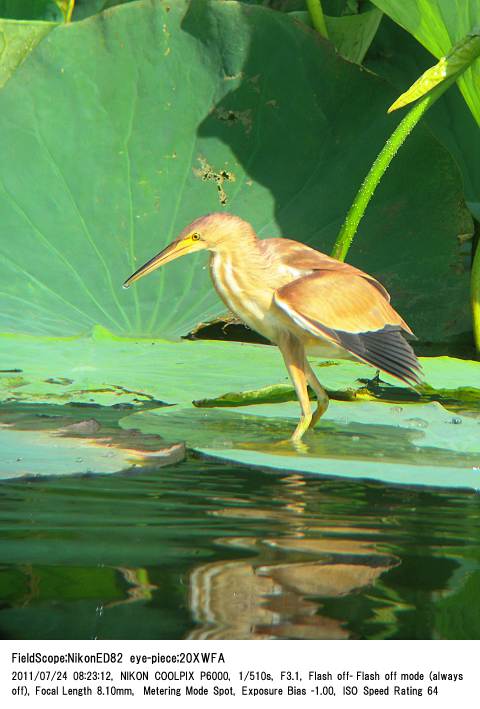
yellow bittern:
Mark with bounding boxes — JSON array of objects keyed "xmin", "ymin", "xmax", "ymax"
[{"xmin": 124, "ymin": 213, "xmax": 421, "ymax": 441}]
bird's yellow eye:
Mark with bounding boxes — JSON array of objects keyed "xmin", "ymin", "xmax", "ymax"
[{"xmin": 191, "ymin": 233, "xmax": 200, "ymax": 241}]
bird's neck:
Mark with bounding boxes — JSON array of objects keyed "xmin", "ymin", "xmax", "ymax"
[
  {"xmin": 208, "ymin": 234, "xmax": 277, "ymax": 333},
  {"xmin": 210, "ymin": 234, "xmax": 272, "ymax": 286}
]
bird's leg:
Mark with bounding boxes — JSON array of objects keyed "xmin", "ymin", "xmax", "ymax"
[
  {"xmin": 278, "ymin": 335, "xmax": 312, "ymax": 441},
  {"xmin": 304, "ymin": 358, "xmax": 329, "ymax": 429}
]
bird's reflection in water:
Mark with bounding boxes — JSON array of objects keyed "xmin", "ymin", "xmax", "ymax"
[{"xmin": 187, "ymin": 475, "xmax": 397, "ymax": 639}]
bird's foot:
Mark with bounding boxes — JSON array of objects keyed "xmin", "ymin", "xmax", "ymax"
[
  {"xmin": 291, "ymin": 414, "xmax": 312, "ymax": 442},
  {"xmin": 308, "ymin": 403, "xmax": 328, "ymax": 429},
  {"xmin": 290, "ymin": 438, "xmax": 310, "ymax": 454},
  {"xmin": 308, "ymin": 409, "xmax": 322, "ymax": 430},
  {"xmin": 272, "ymin": 437, "xmax": 310, "ymax": 454}
]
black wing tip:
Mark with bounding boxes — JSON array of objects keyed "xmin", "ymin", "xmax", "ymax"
[
  {"xmin": 297, "ymin": 317, "xmax": 423, "ymax": 388},
  {"xmin": 364, "ymin": 358, "xmax": 422, "ymax": 388},
  {"xmin": 335, "ymin": 327, "xmax": 423, "ymax": 389}
]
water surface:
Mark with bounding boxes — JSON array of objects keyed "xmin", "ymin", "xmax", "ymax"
[{"xmin": 1, "ymin": 452, "xmax": 479, "ymax": 639}]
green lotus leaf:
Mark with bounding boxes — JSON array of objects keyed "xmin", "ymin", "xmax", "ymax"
[
  {"xmin": 4, "ymin": 334, "xmax": 476, "ymax": 488},
  {"xmin": 1, "ymin": 335, "xmax": 479, "ymax": 407},
  {"xmin": 290, "ymin": 7, "xmax": 383, "ymax": 64},
  {"xmin": 0, "ymin": 1, "xmax": 62, "ymax": 21},
  {"xmin": 122, "ymin": 396, "xmax": 480, "ymax": 489},
  {"xmin": 0, "ymin": 397, "xmax": 185, "ymax": 478},
  {"xmin": 0, "ymin": 19, "xmax": 56, "ymax": 89},
  {"xmin": 371, "ymin": 0, "xmax": 480, "ymax": 126},
  {"xmin": 0, "ymin": 425, "xmax": 129, "ymax": 478},
  {"xmin": 0, "ymin": 0, "xmax": 473, "ymax": 343},
  {"xmin": 388, "ymin": 29, "xmax": 480, "ymax": 113},
  {"xmin": 193, "ymin": 377, "xmax": 480, "ymax": 411},
  {"xmin": 0, "ymin": 336, "xmax": 289, "ymax": 407},
  {"xmin": 72, "ymin": 0, "xmax": 133, "ymax": 20},
  {"xmin": 365, "ymin": 17, "xmax": 480, "ymax": 208}
]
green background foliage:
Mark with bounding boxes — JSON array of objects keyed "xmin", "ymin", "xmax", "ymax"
[
  {"xmin": 365, "ymin": 14, "xmax": 480, "ymax": 227},
  {"xmin": 371, "ymin": 0, "xmax": 480, "ymax": 126},
  {"xmin": 0, "ymin": 0, "xmax": 474, "ymax": 342},
  {"xmin": 0, "ymin": 1, "xmax": 62, "ymax": 21}
]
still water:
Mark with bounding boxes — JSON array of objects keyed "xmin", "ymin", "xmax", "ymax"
[{"xmin": 1, "ymin": 449, "xmax": 479, "ymax": 639}]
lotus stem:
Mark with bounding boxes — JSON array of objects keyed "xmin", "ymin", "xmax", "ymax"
[
  {"xmin": 331, "ymin": 29, "xmax": 480, "ymax": 349},
  {"xmin": 56, "ymin": 1, "xmax": 75, "ymax": 23},
  {"xmin": 306, "ymin": 0, "xmax": 328, "ymax": 39},
  {"xmin": 66, "ymin": 2, "xmax": 74, "ymax": 23},
  {"xmin": 331, "ymin": 80, "xmax": 456, "ymax": 262},
  {"xmin": 332, "ymin": 29, "xmax": 480, "ymax": 262},
  {"xmin": 472, "ymin": 240, "xmax": 480, "ymax": 353}
]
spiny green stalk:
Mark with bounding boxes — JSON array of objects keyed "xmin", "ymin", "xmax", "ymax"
[
  {"xmin": 55, "ymin": 1, "xmax": 75, "ymax": 23},
  {"xmin": 306, "ymin": 0, "xmax": 328, "ymax": 39},
  {"xmin": 331, "ymin": 77, "xmax": 457, "ymax": 262},
  {"xmin": 472, "ymin": 241, "xmax": 480, "ymax": 353},
  {"xmin": 331, "ymin": 27, "xmax": 480, "ymax": 352}
]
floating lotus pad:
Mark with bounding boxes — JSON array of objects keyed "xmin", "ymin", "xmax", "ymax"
[
  {"xmin": 120, "ymin": 391, "xmax": 480, "ymax": 489},
  {"xmin": 0, "ymin": 400, "xmax": 185, "ymax": 479},
  {"xmin": 1, "ymin": 336, "xmax": 479, "ymax": 407},
  {"xmin": 0, "ymin": 426, "xmax": 129, "ymax": 479}
]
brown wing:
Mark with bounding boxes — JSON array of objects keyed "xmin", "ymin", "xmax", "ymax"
[
  {"xmin": 259, "ymin": 237, "xmax": 391, "ymax": 301},
  {"xmin": 274, "ymin": 271, "xmax": 421, "ymax": 386}
]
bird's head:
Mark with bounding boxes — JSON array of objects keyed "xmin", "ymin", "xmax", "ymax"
[{"xmin": 123, "ymin": 212, "xmax": 254, "ymax": 288}]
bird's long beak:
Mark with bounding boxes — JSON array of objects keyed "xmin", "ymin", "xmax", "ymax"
[{"xmin": 123, "ymin": 237, "xmax": 198, "ymax": 289}]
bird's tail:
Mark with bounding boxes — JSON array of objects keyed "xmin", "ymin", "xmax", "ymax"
[{"xmin": 334, "ymin": 326, "xmax": 422, "ymax": 387}]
